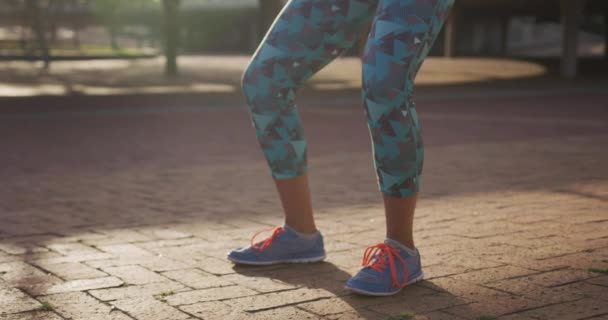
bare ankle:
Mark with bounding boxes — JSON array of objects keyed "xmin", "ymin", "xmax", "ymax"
[{"xmin": 284, "ymin": 221, "xmax": 317, "ymax": 234}]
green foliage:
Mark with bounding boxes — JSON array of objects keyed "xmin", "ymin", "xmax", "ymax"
[
  {"xmin": 181, "ymin": 8, "xmax": 256, "ymax": 52},
  {"xmin": 155, "ymin": 290, "xmax": 175, "ymax": 302},
  {"xmin": 589, "ymin": 268, "xmax": 608, "ymax": 275},
  {"xmin": 157, "ymin": 290, "xmax": 175, "ymax": 298},
  {"xmin": 39, "ymin": 302, "xmax": 54, "ymax": 311},
  {"xmin": 90, "ymin": 0, "xmax": 160, "ymax": 49}
]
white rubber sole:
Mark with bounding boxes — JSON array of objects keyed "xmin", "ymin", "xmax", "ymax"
[
  {"xmin": 345, "ymin": 271, "xmax": 425, "ymax": 296},
  {"xmin": 227, "ymin": 254, "xmax": 327, "ymax": 266}
]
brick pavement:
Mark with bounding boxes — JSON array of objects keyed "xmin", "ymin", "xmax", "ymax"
[{"xmin": 0, "ymin": 87, "xmax": 607, "ymax": 319}]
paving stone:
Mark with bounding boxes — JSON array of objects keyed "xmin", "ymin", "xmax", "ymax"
[
  {"xmin": 50, "ymin": 232, "xmax": 108, "ymax": 244},
  {"xmin": 242, "ymin": 307, "xmax": 321, "ymax": 319},
  {"xmin": 497, "ymin": 314, "xmax": 540, "ymax": 320},
  {"xmin": 0, "ymin": 262, "xmax": 64, "ymax": 295},
  {"xmin": 297, "ymin": 296, "xmax": 381, "ymax": 316},
  {"xmin": 427, "ymin": 253, "xmax": 504, "ymax": 272},
  {"xmin": 224, "ymin": 288, "xmax": 333, "ymax": 312},
  {"xmin": 161, "ymin": 268, "xmax": 234, "ymax": 289},
  {"xmin": 367, "ymin": 290, "xmax": 472, "ymax": 315},
  {"xmin": 39, "ymin": 291, "xmax": 133, "ymax": 320},
  {"xmin": 0, "ymin": 243, "xmax": 49, "ymax": 255},
  {"xmin": 441, "ymin": 298, "xmax": 549, "ymax": 319},
  {"xmin": 323, "ymin": 240, "xmax": 359, "ymax": 253},
  {"xmin": 0, "ymin": 311, "xmax": 64, "ymax": 320},
  {"xmin": 30, "ymin": 277, "xmax": 124, "ymax": 296},
  {"xmin": 96, "ymin": 244, "xmax": 153, "ymax": 257},
  {"xmin": 235, "ymin": 261, "xmax": 340, "ymax": 280},
  {"xmin": 518, "ymin": 269, "xmax": 600, "ymax": 287},
  {"xmin": 89, "ymin": 281, "xmax": 187, "ymax": 301},
  {"xmin": 418, "ymin": 277, "xmax": 512, "ymax": 303},
  {"xmin": 534, "ymin": 251, "xmax": 608, "ymax": 271},
  {"xmin": 37, "ymin": 262, "xmax": 108, "ymax": 280},
  {"xmin": 556, "ymin": 281, "xmax": 608, "ymax": 302},
  {"xmin": 587, "ymin": 276, "xmax": 608, "ymax": 287},
  {"xmin": 83, "ymin": 230, "xmax": 152, "ymax": 246},
  {"xmin": 0, "ymin": 252, "xmax": 19, "ymax": 264},
  {"xmin": 111, "ymin": 297, "xmax": 190, "ymax": 320},
  {"xmin": 423, "ymin": 264, "xmax": 468, "ymax": 280},
  {"xmin": 193, "ymin": 256, "xmax": 237, "ymax": 275},
  {"xmin": 177, "ymin": 301, "xmax": 236, "ymax": 319},
  {"xmin": 134, "ymin": 238, "xmax": 202, "ymax": 250},
  {"xmin": 102, "ymin": 265, "xmax": 167, "ymax": 285},
  {"xmin": 0, "ymin": 262, "xmax": 56, "ymax": 282},
  {"xmin": 86, "ymin": 257, "xmax": 190, "ymax": 272},
  {"xmin": 221, "ymin": 273, "xmax": 298, "ymax": 293},
  {"xmin": 324, "ymin": 310, "xmax": 391, "ymax": 320},
  {"xmin": 134, "ymin": 228, "xmax": 191, "ymax": 240},
  {"xmin": 520, "ymin": 298, "xmax": 608, "ymax": 320},
  {"xmin": 0, "ymin": 287, "xmax": 42, "ymax": 314},
  {"xmin": 259, "ymin": 268, "xmax": 352, "ymax": 294},
  {"xmin": 165, "ymin": 286, "xmax": 257, "ymax": 306},
  {"xmin": 483, "ymin": 277, "xmax": 585, "ymax": 304},
  {"xmin": 451, "ymin": 266, "xmax": 538, "ymax": 284},
  {"xmin": 45, "ymin": 243, "xmax": 100, "ymax": 255},
  {"xmin": 32, "ymin": 253, "xmax": 114, "ymax": 266},
  {"xmin": 418, "ymin": 311, "xmax": 467, "ymax": 320}
]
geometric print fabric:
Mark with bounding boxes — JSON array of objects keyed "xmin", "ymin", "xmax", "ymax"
[{"xmin": 242, "ymin": 0, "xmax": 454, "ymax": 197}]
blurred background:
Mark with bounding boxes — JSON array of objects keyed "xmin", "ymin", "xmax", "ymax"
[{"xmin": 0, "ymin": 0, "xmax": 607, "ymax": 94}]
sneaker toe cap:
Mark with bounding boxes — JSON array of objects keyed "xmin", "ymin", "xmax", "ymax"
[
  {"xmin": 346, "ymin": 272, "xmax": 396, "ymax": 295},
  {"xmin": 227, "ymin": 247, "xmax": 257, "ymax": 262}
]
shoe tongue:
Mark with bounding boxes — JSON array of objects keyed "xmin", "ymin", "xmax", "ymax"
[
  {"xmin": 384, "ymin": 239, "xmax": 413, "ymax": 257},
  {"xmin": 282, "ymin": 223, "xmax": 295, "ymax": 233}
]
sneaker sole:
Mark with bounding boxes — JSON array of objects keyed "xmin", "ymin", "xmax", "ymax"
[
  {"xmin": 227, "ymin": 254, "xmax": 327, "ymax": 266},
  {"xmin": 345, "ymin": 271, "xmax": 425, "ymax": 297}
]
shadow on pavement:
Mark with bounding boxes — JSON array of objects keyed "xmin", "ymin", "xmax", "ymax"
[{"xmin": 233, "ymin": 261, "xmax": 474, "ymax": 319}]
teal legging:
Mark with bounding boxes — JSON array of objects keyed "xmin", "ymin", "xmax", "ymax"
[{"xmin": 242, "ymin": 0, "xmax": 454, "ymax": 198}]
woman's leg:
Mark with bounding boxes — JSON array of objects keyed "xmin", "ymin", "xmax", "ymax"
[
  {"xmin": 242, "ymin": 0, "xmax": 378, "ymax": 233},
  {"xmin": 363, "ymin": 0, "xmax": 454, "ymax": 246},
  {"xmin": 346, "ymin": 0, "xmax": 454, "ymax": 295},
  {"xmin": 275, "ymin": 174, "xmax": 316, "ymax": 233},
  {"xmin": 384, "ymin": 193, "xmax": 418, "ymax": 249}
]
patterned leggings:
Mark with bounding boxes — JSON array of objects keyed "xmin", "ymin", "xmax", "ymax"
[{"xmin": 242, "ymin": 0, "xmax": 454, "ymax": 198}]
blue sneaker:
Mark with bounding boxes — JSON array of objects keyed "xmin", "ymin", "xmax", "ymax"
[
  {"xmin": 227, "ymin": 224, "xmax": 326, "ymax": 265},
  {"xmin": 345, "ymin": 239, "xmax": 424, "ymax": 296}
]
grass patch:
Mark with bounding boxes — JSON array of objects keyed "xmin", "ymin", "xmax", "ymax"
[
  {"xmin": 0, "ymin": 41, "xmax": 153, "ymax": 57},
  {"xmin": 583, "ymin": 249, "xmax": 595, "ymax": 253},
  {"xmin": 38, "ymin": 301, "xmax": 54, "ymax": 311},
  {"xmin": 477, "ymin": 316, "xmax": 497, "ymax": 320},
  {"xmin": 155, "ymin": 290, "xmax": 175, "ymax": 302},
  {"xmin": 385, "ymin": 312, "xmax": 416, "ymax": 320},
  {"xmin": 588, "ymin": 268, "xmax": 608, "ymax": 275}
]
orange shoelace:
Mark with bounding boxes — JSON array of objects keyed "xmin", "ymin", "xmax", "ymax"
[
  {"xmin": 362, "ymin": 243, "xmax": 410, "ymax": 288},
  {"xmin": 250, "ymin": 226, "xmax": 286, "ymax": 251}
]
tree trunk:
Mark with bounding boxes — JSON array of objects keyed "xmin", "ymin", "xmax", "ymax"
[
  {"xmin": 73, "ymin": 24, "xmax": 81, "ymax": 49},
  {"xmin": 109, "ymin": 25, "xmax": 120, "ymax": 51},
  {"xmin": 258, "ymin": 0, "xmax": 284, "ymax": 40},
  {"xmin": 605, "ymin": 11, "xmax": 608, "ymax": 60},
  {"xmin": 25, "ymin": 0, "xmax": 51, "ymax": 70},
  {"xmin": 162, "ymin": 0, "xmax": 180, "ymax": 76}
]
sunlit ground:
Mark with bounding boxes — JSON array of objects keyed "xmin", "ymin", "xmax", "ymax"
[
  {"xmin": 0, "ymin": 87, "xmax": 607, "ymax": 318},
  {"xmin": 0, "ymin": 56, "xmax": 553, "ymax": 97},
  {"xmin": 0, "ymin": 52, "xmax": 607, "ymax": 319}
]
